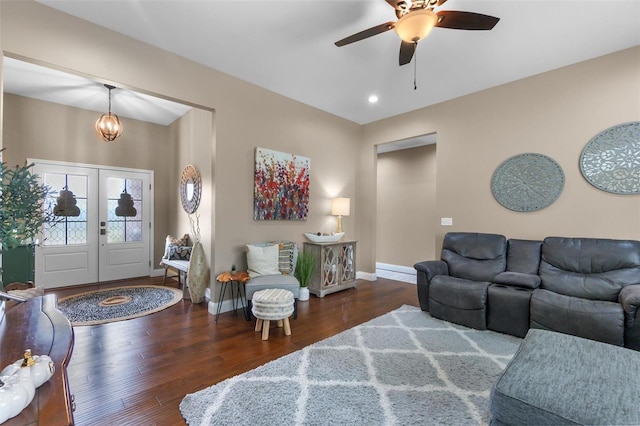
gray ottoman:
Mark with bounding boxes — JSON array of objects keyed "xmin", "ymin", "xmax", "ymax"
[
  {"xmin": 490, "ymin": 329, "xmax": 640, "ymax": 425},
  {"xmin": 252, "ymin": 288, "xmax": 294, "ymax": 341}
]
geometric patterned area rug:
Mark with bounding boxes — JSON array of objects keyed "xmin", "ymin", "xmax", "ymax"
[
  {"xmin": 180, "ymin": 305, "xmax": 522, "ymax": 425},
  {"xmin": 58, "ymin": 285, "xmax": 182, "ymax": 326}
]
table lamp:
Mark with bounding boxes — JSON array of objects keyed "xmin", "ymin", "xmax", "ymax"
[{"xmin": 332, "ymin": 197, "xmax": 350, "ymax": 234}]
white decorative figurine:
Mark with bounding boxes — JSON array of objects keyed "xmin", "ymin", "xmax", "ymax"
[{"xmin": 0, "ymin": 349, "xmax": 55, "ymax": 423}]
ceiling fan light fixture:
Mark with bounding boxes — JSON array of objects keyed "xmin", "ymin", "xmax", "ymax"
[
  {"xmin": 95, "ymin": 84, "xmax": 123, "ymax": 142},
  {"xmin": 394, "ymin": 9, "xmax": 438, "ymax": 43}
]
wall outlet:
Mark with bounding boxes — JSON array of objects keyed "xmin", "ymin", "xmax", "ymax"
[{"xmin": 441, "ymin": 217, "xmax": 453, "ymax": 226}]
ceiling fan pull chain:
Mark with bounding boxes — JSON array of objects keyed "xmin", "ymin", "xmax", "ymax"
[{"xmin": 413, "ymin": 43, "xmax": 418, "ymax": 90}]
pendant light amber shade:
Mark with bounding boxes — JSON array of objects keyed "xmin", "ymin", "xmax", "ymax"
[
  {"xmin": 96, "ymin": 113, "xmax": 123, "ymax": 142},
  {"xmin": 96, "ymin": 84, "xmax": 123, "ymax": 142}
]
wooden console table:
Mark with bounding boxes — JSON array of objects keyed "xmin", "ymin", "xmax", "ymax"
[{"xmin": 0, "ymin": 295, "xmax": 75, "ymax": 425}]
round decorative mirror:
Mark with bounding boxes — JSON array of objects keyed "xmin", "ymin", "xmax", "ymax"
[{"xmin": 180, "ymin": 165, "xmax": 201, "ymax": 214}]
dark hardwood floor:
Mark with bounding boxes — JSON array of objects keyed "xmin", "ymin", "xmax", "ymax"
[{"xmin": 45, "ymin": 277, "xmax": 418, "ymax": 425}]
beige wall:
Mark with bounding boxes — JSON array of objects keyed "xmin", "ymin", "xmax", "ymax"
[
  {"xmin": 2, "ymin": 93, "xmax": 173, "ymax": 265},
  {"xmin": 376, "ymin": 144, "xmax": 437, "ymax": 267},
  {"xmin": 214, "ymin": 104, "xmax": 360, "ymax": 274},
  {"xmin": 361, "ymin": 47, "xmax": 640, "ymax": 269},
  {"xmin": 1, "ymin": 1, "xmax": 362, "ymax": 301},
  {"xmin": 168, "ymin": 107, "xmax": 214, "ymax": 278}
]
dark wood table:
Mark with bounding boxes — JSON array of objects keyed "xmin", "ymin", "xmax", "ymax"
[
  {"xmin": 215, "ymin": 271, "xmax": 251, "ymax": 322},
  {"xmin": 0, "ymin": 295, "xmax": 75, "ymax": 425}
]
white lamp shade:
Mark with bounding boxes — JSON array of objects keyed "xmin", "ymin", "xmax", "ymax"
[
  {"xmin": 332, "ymin": 197, "xmax": 351, "ymax": 216},
  {"xmin": 394, "ymin": 9, "xmax": 438, "ymax": 43}
]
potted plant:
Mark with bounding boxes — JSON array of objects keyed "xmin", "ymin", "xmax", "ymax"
[
  {"xmin": 0, "ymin": 150, "xmax": 56, "ymax": 290},
  {"xmin": 294, "ymin": 251, "xmax": 315, "ymax": 301}
]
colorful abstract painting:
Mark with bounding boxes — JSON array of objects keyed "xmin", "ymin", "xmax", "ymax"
[{"xmin": 254, "ymin": 147, "xmax": 310, "ymax": 220}]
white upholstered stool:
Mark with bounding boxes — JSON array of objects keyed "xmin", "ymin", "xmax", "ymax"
[{"xmin": 251, "ymin": 288, "xmax": 294, "ymax": 340}]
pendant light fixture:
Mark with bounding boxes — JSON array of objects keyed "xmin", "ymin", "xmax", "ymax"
[{"xmin": 95, "ymin": 84, "xmax": 123, "ymax": 142}]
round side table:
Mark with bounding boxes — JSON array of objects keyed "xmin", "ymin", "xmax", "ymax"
[{"xmin": 215, "ymin": 271, "xmax": 250, "ymax": 322}]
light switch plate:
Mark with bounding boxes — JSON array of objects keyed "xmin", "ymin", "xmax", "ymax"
[{"xmin": 441, "ymin": 217, "xmax": 453, "ymax": 226}]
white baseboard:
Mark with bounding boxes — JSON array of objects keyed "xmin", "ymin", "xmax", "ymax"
[
  {"xmin": 151, "ymin": 267, "xmax": 165, "ymax": 277},
  {"xmin": 356, "ymin": 271, "xmax": 377, "ymax": 281},
  {"xmin": 375, "ymin": 262, "xmax": 417, "ymax": 276},
  {"xmin": 208, "ymin": 298, "xmax": 245, "ymax": 317},
  {"xmin": 207, "ymin": 286, "xmax": 248, "ymax": 317},
  {"xmin": 206, "ymin": 270, "xmax": 385, "ymax": 316},
  {"xmin": 207, "ymin": 272, "xmax": 380, "ymax": 316}
]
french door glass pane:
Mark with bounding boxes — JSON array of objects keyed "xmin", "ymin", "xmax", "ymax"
[
  {"xmin": 42, "ymin": 172, "xmax": 88, "ymax": 246},
  {"xmin": 106, "ymin": 177, "xmax": 143, "ymax": 243}
]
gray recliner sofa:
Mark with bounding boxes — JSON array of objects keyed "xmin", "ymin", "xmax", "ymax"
[
  {"xmin": 415, "ymin": 232, "xmax": 640, "ymax": 349},
  {"xmin": 419, "ymin": 232, "xmax": 507, "ymax": 330}
]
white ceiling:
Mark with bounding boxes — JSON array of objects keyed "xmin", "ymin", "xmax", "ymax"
[
  {"xmin": 6, "ymin": 1, "xmax": 640, "ymax": 128},
  {"xmin": 3, "ymin": 57, "xmax": 192, "ymax": 126}
]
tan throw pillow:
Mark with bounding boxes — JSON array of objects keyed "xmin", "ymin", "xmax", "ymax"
[
  {"xmin": 163, "ymin": 234, "xmax": 190, "ymax": 260},
  {"xmin": 246, "ymin": 244, "xmax": 280, "ymax": 278}
]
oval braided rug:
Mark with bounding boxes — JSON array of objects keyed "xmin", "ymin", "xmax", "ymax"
[{"xmin": 58, "ymin": 285, "xmax": 183, "ymax": 326}]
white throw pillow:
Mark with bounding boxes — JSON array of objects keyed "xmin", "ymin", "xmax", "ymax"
[{"xmin": 246, "ymin": 244, "xmax": 281, "ymax": 278}]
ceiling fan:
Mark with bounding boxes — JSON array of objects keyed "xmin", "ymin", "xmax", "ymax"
[{"xmin": 335, "ymin": 0, "xmax": 500, "ymax": 66}]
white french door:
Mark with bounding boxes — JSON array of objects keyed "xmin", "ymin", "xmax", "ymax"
[
  {"xmin": 34, "ymin": 163, "xmax": 99, "ymax": 287},
  {"xmin": 32, "ymin": 161, "xmax": 152, "ymax": 288},
  {"xmin": 98, "ymin": 169, "xmax": 150, "ymax": 282}
]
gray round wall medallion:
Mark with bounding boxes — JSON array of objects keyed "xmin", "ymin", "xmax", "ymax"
[
  {"xmin": 491, "ymin": 153, "xmax": 565, "ymax": 212},
  {"xmin": 579, "ymin": 122, "xmax": 640, "ymax": 195}
]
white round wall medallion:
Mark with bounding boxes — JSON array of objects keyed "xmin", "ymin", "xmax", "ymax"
[{"xmin": 580, "ymin": 122, "xmax": 640, "ymax": 195}]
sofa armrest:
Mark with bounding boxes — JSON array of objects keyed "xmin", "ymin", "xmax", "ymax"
[
  {"xmin": 619, "ymin": 285, "xmax": 640, "ymax": 350},
  {"xmin": 414, "ymin": 260, "xmax": 449, "ymax": 312},
  {"xmin": 414, "ymin": 260, "xmax": 449, "ymax": 279}
]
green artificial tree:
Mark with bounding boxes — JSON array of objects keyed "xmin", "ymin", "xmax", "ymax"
[{"xmin": 0, "ymin": 149, "xmax": 56, "ymax": 288}]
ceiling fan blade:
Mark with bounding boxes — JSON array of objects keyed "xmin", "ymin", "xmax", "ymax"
[
  {"xmin": 335, "ymin": 22, "xmax": 395, "ymax": 47},
  {"xmin": 436, "ymin": 11, "xmax": 500, "ymax": 30},
  {"xmin": 399, "ymin": 41, "xmax": 416, "ymax": 66}
]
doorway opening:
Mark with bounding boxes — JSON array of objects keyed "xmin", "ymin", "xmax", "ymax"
[
  {"xmin": 2, "ymin": 55, "xmax": 215, "ymax": 290},
  {"xmin": 375, "ymin": 133, "xmax": 437, "ymax": 283}
]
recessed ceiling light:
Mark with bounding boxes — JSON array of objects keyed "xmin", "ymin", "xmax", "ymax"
[{"xmin": 368, "ymin": 95, "xmax": 378, "ymax": 104}]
